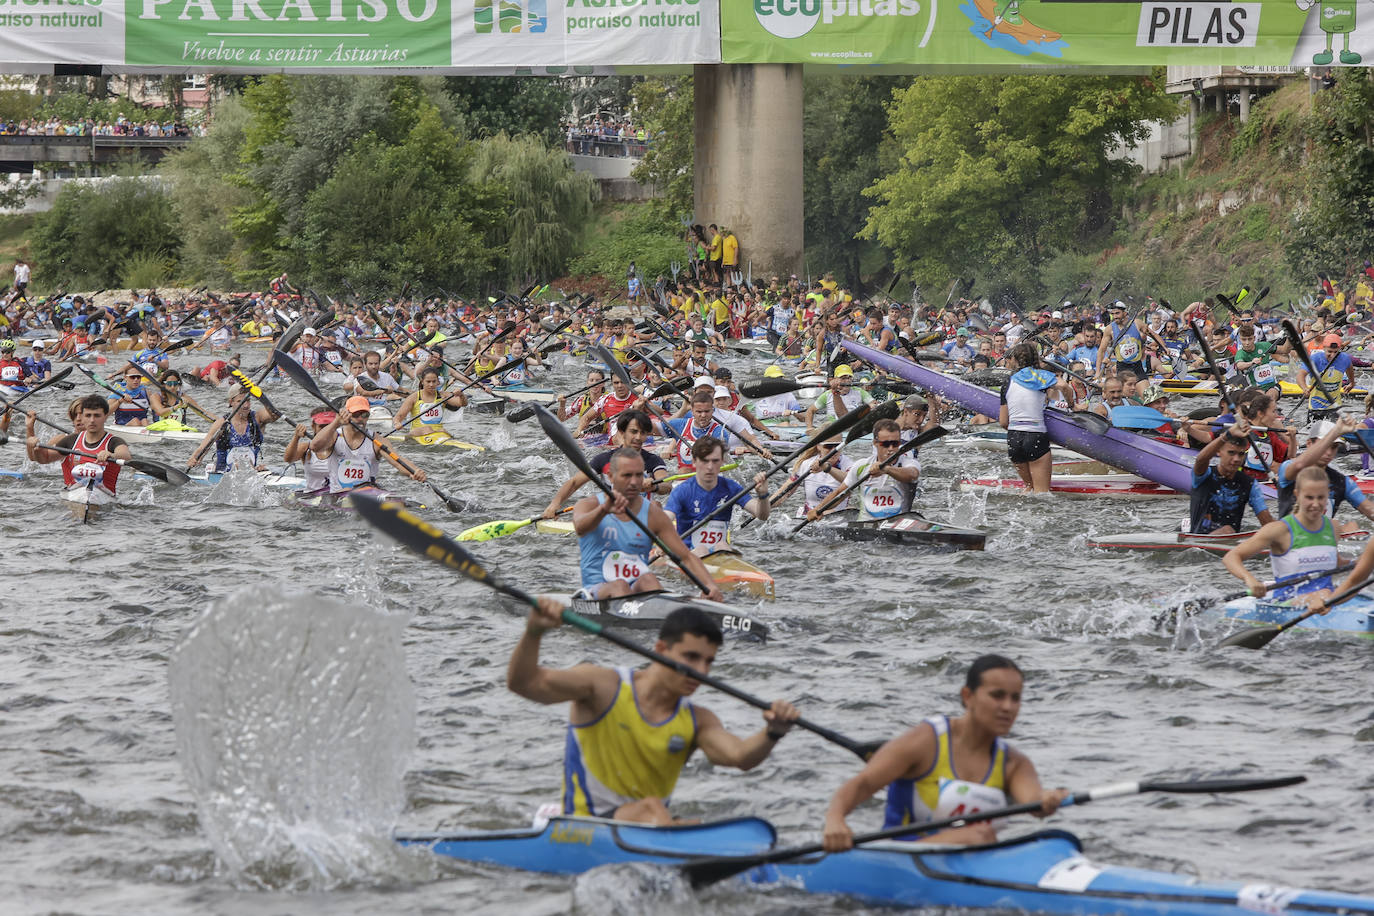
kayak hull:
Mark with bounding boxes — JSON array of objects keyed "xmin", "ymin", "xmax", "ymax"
[
  {"xmin": 1219, "ymin": 595, "xmax": 1374, "ymax": 637},
  {"xmin": 822, "ymin": 509, "xmax": 987, "ymax": 550},
  {"xmin": 400, "ymin": 819, "xmax": 1374, "ymax": 916},
  {"xmin": 62, "ymin": 481, "xmax": 116, "ymax": 523},
  {"xmin": 556, "ymin": 590, "xmax": 768, "ymax": 641},
  {"xmin": 961, "ymin": 476, "xmax": 1182, "ymax": 498},
  {"xmin": 653, "ymin": 547, "xmax": 775, "ymax": 600},
  {"xmin": 492, "ymin": 385, "xmax": 556, "ymax": 403},
  {"xmin": 1090, "ymin": 530, "xmax": 1369, "ymax": 555},
  {"xmin": 386, "ymin": 430, "xmax": 484, "ymax": 451}
]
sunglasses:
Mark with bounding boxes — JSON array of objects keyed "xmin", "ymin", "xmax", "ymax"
[
  {"xmin": 165, "ymin": 380, "xmax": 182, "ymax": 386},
  {"xmin": 877, "ymin": 439, "xmax": 902, "ymax": 447}
]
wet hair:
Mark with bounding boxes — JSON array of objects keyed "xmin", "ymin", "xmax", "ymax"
[
  {"xmin": 418, "ymin": 367, "xmax": 441, "ymax": 383},
  {"xmin": 691, "ymin": 389, "xmax": 714, "ymax": 406},
  {"xmin": 1008, "ymin": 342, "xmax": 1038, "ymax": 369},
  {"xmin": 691, "ymin": 435, "xmax": 727, "ymax": 462},
  {"xmin": 965, "ymin": 654, "xmax": 1022, "ymax": 691},
  {"xmin": 658, "ymin": 605, "xmax": 723, "ymax": 648},
  {"xmin": 872, "ymin": 418, "xmax": 900, "ymax": 437},
  {"xmin": 77, "ymin": 394, "xmax": 110, "ymax": 414},
  {"xmin": 607, "ymin": 446, "xmax": 644, "ymax": 475},
  {"xmin": 615, "ymin": 408, "xmax": 652, "ymax": 434}
]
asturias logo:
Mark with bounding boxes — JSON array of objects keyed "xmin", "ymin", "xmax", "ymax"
[
  {"xmin": 475, "ymin": 0, "xmax": 548, "ymax": 33},
  {"xmin": 754, "ymin": 0, "xmax": 922, "ymax": 39}
]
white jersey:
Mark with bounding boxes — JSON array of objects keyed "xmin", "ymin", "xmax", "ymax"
[
  {"xmin": 793, "ymin": 453, "xmax": 854, "ymax": 513},
  {"xmin": 753, "ymin": 392, "xmax": 802, "ymax": 419},
  {"xmin": 844, "ymin": 451, "xmax": 918, "ymax": 520},
  {"xmin": 711, "ymin": 408, "xmax": 753, "ymax": 439},
  {"xmin": 303, "ymin": 450, "xmax": 331, "ymax": 491},
  {"xmin": 327, "ymin": 431, "xmax": 379, "ymax": 493}
]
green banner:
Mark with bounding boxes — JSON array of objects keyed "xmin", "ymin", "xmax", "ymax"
[{"xmin": 723, "ymin": 1, "xmax": 1368, "ymax": 68}]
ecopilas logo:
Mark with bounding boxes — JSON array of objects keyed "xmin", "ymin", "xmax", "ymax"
[
  {"xmin": 474, "ymin": 0, "xmax": 547, "ymax": 33},
  {"xmin": 754, "ymin": 0, "xmax": 922, "ymax": 39}
]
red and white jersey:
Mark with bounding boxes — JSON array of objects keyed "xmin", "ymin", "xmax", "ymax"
[{"xmin": 61, "ymin": 431, "xmax": 121, "ymax": 492}]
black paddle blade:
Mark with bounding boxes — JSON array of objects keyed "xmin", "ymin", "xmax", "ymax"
[
  {"xmin": 272, "ymin": 351, "xmax": 331, "ymax": 408},
  {"xmin": 131, "ymin": 458, "xmax": 191, "ymax": 487},
  {"xmin": 740, "ymin": 378, "xmax": 803, "ymax": 398},
  {"xmin": 1072, "ymin": 410, "xmax": 1111, "ymax": 435},
  {"xmin": 594, "ymin": 345, "xmax": 633, "ymax": 390},
  {"xmin": 534, "ymin": 404, "xmax": 598, "ymax": 480},
  {"xmin": 646, "ymin": 377, "xmax": 695, "ymax": 400},
  {"xmin": 1216, "ymin": 622, "xmax": 1291, "ymax": 650},
  {"xmin": 914, "ymin": 329, "xmax": 944, "ymax": 347},
  {"xmin": 844, "ymin": 398, "xmax": 900, "ymax": 444},
  {"xmin": 506, "ymin": 404, "xmax": 537, "ymax": 423},
  {"xmin": 1136, "ymin": 775, "xmax": 1305, "ymax": 794}
]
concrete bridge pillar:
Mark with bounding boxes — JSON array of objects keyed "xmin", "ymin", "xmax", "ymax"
[{"xmin": 693, "ymin": 64, "xmax": 804, "ymax": 281}]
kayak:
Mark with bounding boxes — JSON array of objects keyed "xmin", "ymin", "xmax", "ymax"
[
  {"xmin": 468, "ymin": 396, "xmax": 507, "ymax": 416},
  {"xmin": 288, "ymin": 484, "xmax": 424, "ymax": 512},
  {"xmin": 385, "ymin": 430, "xmax": 485, "ymax": 451},
  {"xmin": 61, "ymin": 480, "xmax": 116, "ymax": 523},
  {"xmin": 553, "ymin": 590, "xmax": 768, "ymax": 641},
  {"xmin": 820, "ymin": 509, "xmax": 987, "ymax": 550},
  {"xmin": 111, "ymin": 424, "xmax": 204, "ymax": 444},
  {"xmin": 1219, "ymin": 594, "xmax": 1374, "ymax": 638},
  {"xmin": 961, "ymin": 474, "xmax": 1182, "ymax": 498},
  {"xmin": 0, "ymin": 469, "xmax": 24, "ymax": 479},
  {"xmin": 492, "ymin": 385, "xmax": 556, "ymax": 403},
  {"xmin": 653, "ymin": 547, "xmax": 776, "ymax": 600},
  {"xmin": 1090, "ymin": 529, "xmax": 1370, "ymax": 555},
  {"xmin": 1161, "ymin": 378, "xmax": 1370, "ymax": 399},
  {"xmin": 398, "ymin": 817, "xmax": 1374, "ymax": 916}
]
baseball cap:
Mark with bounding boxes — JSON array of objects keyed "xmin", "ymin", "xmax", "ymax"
[
  {"xmin": 694, "ymin": 375, "xmax": 715, "ymax": 389},
  {"xmin": 763, "ymin": 365, "xmax": 785, "ymax": 378},
  {"xmin": 31, "ymin": 339, "xmax": 45, "ymax": 349},
  {"xmin": 302, "ymin": 326, "xmax": 317, "ymax": 335},
  {"xmin": 1325, "ymin": 334, "xmax": 1343, "ymax": 348},
  {"xmin": 956, "ymin": 327, "xmax": 970, "ymax": 337},
  {"xmin": 713, "ymin": 385, "xmax": 731, "ymax": 399},
  {"xmin": 902, "ymin": 394, "xmax": 928, "ymax": 411},
  {"xmin": 833, "ymin": 365, "xmax": 854, "ymax": 378},
  {"xmin": 311, "ymin": 410, "xmax": 337, "ymax": 424},
  {"xmin": 344, "ymin": 395, "xmax": 372, "ymax": 413},
  {"xmin": 1052, "ymin": 310, "xmax": 1063, "ymax": 319}
]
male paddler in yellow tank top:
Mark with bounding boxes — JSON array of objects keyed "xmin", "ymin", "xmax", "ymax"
[
  {"xmin": 507, "ymin": 604, "xmax": 800, "ymax": 825},
  {"xmin": 822, "ymin": 654, "xmax": 1067, "ymax": 850}
]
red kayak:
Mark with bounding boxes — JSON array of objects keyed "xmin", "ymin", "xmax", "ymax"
[{"xmin": 959, "ymin": 474, "xmax": 1181, "ymax": 498}]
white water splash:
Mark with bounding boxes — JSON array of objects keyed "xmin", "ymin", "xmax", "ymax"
[{"xmin": 168, "ymin": 586, "xmax": 415, "ymax": 889}]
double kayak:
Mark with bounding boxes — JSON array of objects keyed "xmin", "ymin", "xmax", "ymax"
[
  {"xmin": 1219, "ymin": 594, "xmax": 1374, "ymax": 638},
  {"xmin": 397, "ymin": 816, "xmax": 1374, "ymax": 915},
  {"xmin": 818, "ymin": 509, "xmax": 987, "ymax": 550},
  {"xmin": 550, "ymin": 590, "xmax": 768, "ymax": 641}
]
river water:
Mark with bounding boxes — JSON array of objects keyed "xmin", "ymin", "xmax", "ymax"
[{"xmin": 2, "ymin": 344, "xmax": 1370, "ymax": 915}]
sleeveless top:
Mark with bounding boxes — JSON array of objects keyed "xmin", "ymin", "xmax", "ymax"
[
  {"xmin": 847, "ymin": 453, "xmax": 917, "ymax": 520},
  {"xmin": 1276, "ymin": 464, "xmax": 1351, "ymax": 519},
  {"xmin": 214, "ymin": 414, "xmax": 262, "ymax": 472},
  {"xmin": 674, "ymin": 418, "xmax": 725, "ymax": 469},
  {"xmin": 578, "ymin": 496, "xmax": 654, "ymax": 590},
  {"xmin": 411, "ymin": 396, "xmax": 445, "ymax": 429},
  {"xmin": 327, "ymin": 430, "xmax": 379, "ymax": 493},
  {"xmin": 562, "ymin": 665, "xmax": 697, "ymax": 817},
  {"xmin": 62, "ymin": 431, "xmax": 120, "ymax": 492},
  {"xmin": 793, "ymin": 453, "xmax": 853, "ymax": 513},
  {"xmin": 1270, "ymin": 515, "xmax": 1338, "ymax": 593},
  {"xmin": 883, "ymin": 715, "xmax": 1008, "ymax": 835},
  {"xmin": 302, "ymin": 450, "xmax": 331, "ymax": 491},
  {"xmin": 1108, "ymin": 320, "xmax": 1144, "ymax": 365}
]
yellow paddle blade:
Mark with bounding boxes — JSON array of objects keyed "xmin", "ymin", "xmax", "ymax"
[{"xmin": 455, "ymin": 517, "xmax": 533, "ymax": 542}]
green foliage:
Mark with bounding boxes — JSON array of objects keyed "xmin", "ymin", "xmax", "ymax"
[
  {"xmin": 38, "ymin": 92, "xmax": 179, "ymax": 125},
  {"xmin": 468, "ymin": 132, "xmax": 598, "ymax": 285},
  {"xmin": 0, "ymin": 89, "xmax": 40, "ymax": 123},
  {"xmin": 631, "ymin": 77, "xmax": 693, "ymax": 223},
  {"xmin": 863, "ymin": 72, "xmax": 1181, "ymax": 307},
  {"xmin": 1285, "ymin": 71, "xmax": 1374, "ymax": 280},
  {"xmin": 121, "ymin": 250, "xmax": 176, "ymax": 288},
  {"xmin": 31, "ymin": 177, "xmax": 180, "ymax": 288},
  {"xmin": 804, "ymin": 74, "xmax": 910, "ymax": 290},
  {"xmin": 445, "ymin": 76, "xmax": 571, "ymax": 147},
  {"xmin": 567, "ymin": 203, "xmax": 684, "ymax": 285}
]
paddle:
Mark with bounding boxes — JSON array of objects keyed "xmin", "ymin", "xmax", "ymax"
[
  {"xmin": 843, "ymin": 398, "xmax": 899, "ymax": 445},
  {"xmin": 1111, "ymin": 404, "xmax": 1289, "ymax": 434},
  {"xmin": 1217, "ymin": 571, "xmax": 1374, "ymax": 649},
  {"xmin": 1153, "ymin": 562, "xmax": 1356, "ymax": 628},
  {"xmin": 533, "ymin": 403, "xmax": 718, "ymax": 596},
  {"xmin": 349, "ymin": 492, "xmax": 881, "ymax": 760},
  {"xmin": 0, "ymin": 366, "xmax": 73, "ymax": 413},
  {"xmin": 274, "ymin": 350, "xmax": 466, "ymax": 513},
  {"xmin": 680, "ymin": 774, "xmax": 1307, "ymax": 889},
  {"xmin": 127, "ymin": 359, "xmax": 217, "ymax": 424},
  {"xmin": 228, "ymin": 368, "xmax": 295, "ymax": 426},
  {"xmin": 1282, "ymin": 318, "xmax": 1351, "ymax": 415},
  {"xmin": 740, "ymin": 376, "xmax": 914, "ymax": 399},
  {"xmin": 456, "ymin": 504, "xmax": 574, "ymax": 542},
  {"xmin": 507, "ymin": 375, "xmax": 611, "ymax": 424},
  {"xmin": 678, "ymin": 404, "xmax": 877, "ymax": 541},
  {"xmin": 792, "ymin": 426, "xmax": 948, "ymax": 534},
  {"xmin": 1189, "ymin": 320, "xmax": 1270, "ymax": 472}
]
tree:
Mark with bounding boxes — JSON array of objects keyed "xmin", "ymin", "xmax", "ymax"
[
  {"xmin": 31, "ymin": 176, "xmax": 180, "ymax": 287},
  {"xmin": 468, "ymin": 132, "xmax": 598, "ymax": 285},
  {"xmin": 445, "ymin": 76, "xmax": 571, "ymax": 147},
  {"xmin": 803, "ymin": 74, "xmax": 910, "ymax": 290},
  {"xmin": 631, "ymin": 76, "xmax": 693, "ymax": 223},
  {"xmin": 862, "ymin": 73, "xmax": 1180, "ymax": 305}
]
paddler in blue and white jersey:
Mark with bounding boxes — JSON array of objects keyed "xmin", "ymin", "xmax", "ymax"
[
  {"xmin": 656, "ymin": 388, "xmax": 772, "ymax": 470},
  {"xmin": 1273, "ymin": 416, "xmax": 1374, "ymax": 534},
  {"xmin": 779, "ymin": 437, "xmax": 852, "ymax": 517},
  {"xmin": 1222, "ymin": 466, "xmax": 1340, "ymax": 600},
  {"xmin": 507, "ymin": 603, "xmax": 798, "ymax": 825},
  {"xmin": 663, "ymin": 435, "xmax": 770, "ymax": 555},
  {"xmin": 1096, "ymin": 300, "xmax": 1169, "ymax": 382},
  {"xmin": 1188, "ymin": 417, "xmax": 1275, "ymax": 535},
  {"xmin": 822, "ymin": 654, "xmax": 1067, "ymax": 850},
  {"xmin": 1295, "ymin": 333, "xmax": 1356, "ymax": 422},
  {"xmin": 573, "ymin": 447, "xmax": 721, "ymax": 601}
]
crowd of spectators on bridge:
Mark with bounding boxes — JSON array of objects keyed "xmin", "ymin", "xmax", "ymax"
[
  {"xmin": 0, "ymin": 117, "xmax": 202, "ymax": 139},
  {"xmin": 563, "ymin": 115, "xmax": 650, "ymax": 158}
]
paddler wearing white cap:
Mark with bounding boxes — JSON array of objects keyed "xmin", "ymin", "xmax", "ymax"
[
  {"xmin": 653, "ymin": 386, "xmax": 773, "ymax": 470},
  {"xmin": 309, "ymin": 394, "xmax": 428, "ymax": 493},
  {"xmin": 290, "ymin": 327, "xmax": 327, "ymax": 372},
  {"xmin": 24, "ymin": 338, "xmax": 52, "ymax": 383}
]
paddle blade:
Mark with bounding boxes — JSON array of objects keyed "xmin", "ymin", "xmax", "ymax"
[
  {"xmin": 1215, "ymin": 624, "xmax": 1285, "ymax": 650},
  {"xmin": 506, "ymin": 404, "xmax": 537, "ymax": 423},
  {"xmin": 1134, "ymin": 775, "xmax": 1305, "ymax": 794},
  {"xmin": 272, "ymin": 350, "xmax": 330, "ymax": 408},
  {"xmin": 456, "ymin": 517, "xmax": 534, "ymax": 542},
  {"xmin": 534, "ymin": 404, "xmax": 598, "ymax": 481},
  {"xmin": 845, "ymin": 398, "xmax": 899, "ymax": 444},
  {"xmin": 594, "ymin": 345, "xmax": 633, "ymax": 390},
  {"xmin": 740, "ymin": 378, "xmax": 803, "ymax": 398},
  {"xmin": 1072, "ymin": 410, "xmax": 1111, "ymax": 435},
  {"xmin": 131, "ymin": 457, "xmax": 191, "ymax": 486}
]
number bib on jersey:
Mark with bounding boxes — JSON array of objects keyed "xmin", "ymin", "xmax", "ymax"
[
  {"xmin": 695, "ymin": 520, "xmax": 729, "ymax": 551},
  {"xmin": 71, "ymin": 460, "xmax": 105, "ymax": 480},
  {"xmin": 1114, "ymin": 334, "xmax": 1140, "ymax": 363},
  {"xmin": 226, "ymin": 446, "xmax": 257, "ymax": 470},
  {"xmin": 862, "ymin": 478, "xmax": 904, "ymax": 518},
  {"xmin": 418, "ymin": 403, "xmax": 443, "ymax": 425},
  {"xmin": 0, "ymin": 365, "xmax": 19, "ymax": 382},
  {"xmin": 334, "ymin": 458, "xmax": 371, "ymax": 488},
  {"xmin": 602, "ymin": 550, "xmax": 646, "ymax": 583},
  {"xmin": 1251, "ymin": 363, "xmax": 1276, "ymax": 386},
  {"xmin": 933, "ymin": 777, "xmax": 1008, "ymax": 821}
]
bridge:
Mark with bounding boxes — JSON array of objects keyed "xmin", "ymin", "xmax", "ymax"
[{"xmin": 0, "ymin": 135, "xmax": 192, "ymax": 173}]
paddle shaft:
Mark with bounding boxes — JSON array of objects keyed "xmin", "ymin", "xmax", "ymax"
[
  {"xmin": 1221, "ymin": 570, "xmax": 1374, "ymax": 649},
  {"xmin": 1280, "ymin": 320, "xmax": 1369, "ymax": 469},
  {"xmin": 127, "ymin": 359, "xmax": 217, "ymax": 423},
  {"xmin": 1190, "ymin": 320, "xmax": 1269, "ymax": 471},
  {"xmin": 0, "ymin": 366, "xmax": 73, "ymax": 412}
]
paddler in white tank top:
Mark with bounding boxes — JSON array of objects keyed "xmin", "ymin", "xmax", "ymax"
[
  {"xmin": 309, "ymin": 395, "xmax": 428, "ymax": 494},
  {"xmin": 391, "ymin": 367, "xmax": 468, "ymax": 443},
  {"xmin": 1223, "ymin": 465, "xmax": 1341, "ymax": 601},
  {"xmin": 822, "ymin": 654, "xmax": 1067, "ymax": 851},
  {"xmin": 508, "ymin": 602, "xmax": 799, "ymax": 825},
  {"xmin": 284, "ymin": 409, "xmax": 339, "ymax": 492}
]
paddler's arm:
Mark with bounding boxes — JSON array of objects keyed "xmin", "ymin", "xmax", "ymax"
[
  {"xmin": 545, "ymin": 472, "xmax": 593, "ymax": 519},
  {"xmin": 1324, "ymin": 534, "xmax": 1374, "ymax": 613},
  {"xmin": 284, "ymin": 423, "xmax": 313, "ymax": 463},
  {"xmin": 1192, "ymin": 420, "xmax": 1247, "ymax": 475},
  {"xmin": 1286, "ymin": 417, "xmax": 1354, "ymax": 479},
  {"xmin": 1005, "ymin": 747, "xmax": 1068, "ymax": 817},
  {"xmin": 441, "ymin": 388, "xmax": 468, "ymax": 409},
  {"xmin": 24, "ymin": 413, "xmax": 70, "ymax": 463},
  {"xmin": 741, "ymin": 472, "xmax": 771, "ymax": 520},
  {"xmin": 1221, "ymin": 521, "xmax": 1289, "ymax": 597},
  {"xmin": 185, "ymin": 417, "xmax": 229, "ymax": 468},
  {"xmin": 376, "ymin": 440, "xmax": 426, "ymax": 482},
  {"xmin": 646, "ymin": 502, "xmax": 725, "ymax": 602},
  {"xmin": 822, "ymin": 724, "xmax": 935, "ymax": 853},
  {"xmin": 506, "ymin": 596, "xmax": 612, "ymax": 707},
  {"xmin": 310, "ymin": 412, "xmax": 345, "ymax": 456},
  {"xmin": 572, "ymin": 491, "xmax": 621, "ymax": 535},
  {"xmin": 693, "ymin": 700, "xmax": 798, "ymax": 771}
]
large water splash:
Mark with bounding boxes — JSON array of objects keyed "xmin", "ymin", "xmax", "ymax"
[{"xmin": 168, "ymin": 586, "xmax": 416, "ymax": 889}]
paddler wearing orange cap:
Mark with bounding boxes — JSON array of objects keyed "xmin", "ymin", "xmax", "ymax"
[
  {"xmin": 1297, "ymin": 332, "xmax": 1356, "ymax": 422},
  {"xmin": 308, "ymin": 395, "xmax": 428, "ymax": 494}
]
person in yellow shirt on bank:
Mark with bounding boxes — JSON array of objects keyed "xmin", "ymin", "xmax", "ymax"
[
  {"xmin": 708, "ymin": 223, "xmax": 723, "ymax": 283},
  {"xmin": 722, "ymin": 227, "xmax": 739, "ymax": 278}
]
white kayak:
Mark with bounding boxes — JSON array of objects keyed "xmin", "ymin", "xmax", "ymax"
[{"xmin": 62, "ymin": 480, "xmax": 116, "ymax": 523}]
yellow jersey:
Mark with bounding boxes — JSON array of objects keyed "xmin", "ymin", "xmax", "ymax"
[
  {"xmin": 882, "ymin": 715, "xmax": 1008, "ymax": 834},
  {"xmin": 722, "ymin": 233, "xmax": 739, "ymax": 267},
  {"xmin": 709, "ymin": 232, "xmax": 723, "ymax": 260},
  {"xmin": 563, "ymin": 666, "xmax": 698, "ymax": 816}
]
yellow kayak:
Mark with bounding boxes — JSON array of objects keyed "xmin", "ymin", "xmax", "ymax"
[
  {"xmin": 385, "ymin": 430, "xmax": 484, "ymax": 451},
  {"xmin": 1159, "ymin": 379, "xmax": 1369, "ymax": 398},
  {"xmin": 534, "ymin": 519, "xmax": 775, "ymax": 599}
]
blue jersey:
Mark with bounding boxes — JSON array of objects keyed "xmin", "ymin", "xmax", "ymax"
[
  {"xmin": 135, "ymin": 347, "xmax": 167, "ymax": 367},
  {"xmin": 577, "ymin": 496, "xmax": 654, "ymax": 590},
  {"xmin": 663, "ymin": 476, "xmax": 747, "ymax": 550},
  {"xmin": 22, "ymin": 356, "xmax": 50, "ymax": 378},
  {"xmin": 1066, "ymin": 345, "xmax": 1098, "ymax": 369}
]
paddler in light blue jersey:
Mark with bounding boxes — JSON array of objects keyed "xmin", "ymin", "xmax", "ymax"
[
  {"xmin": 1222, "ymin": 466, "xmax": 1341, "ymax": 601},
  {"xmin": 507, "ymin": 603, "xmax": 799, "ymax": 825},
  {"xmin": 821, "ymin": 654, "xmax": 1067, "ymax": 851},
  {"xmin": 574, "ymin": 447, "xmax": 723, "ymax": 601}
]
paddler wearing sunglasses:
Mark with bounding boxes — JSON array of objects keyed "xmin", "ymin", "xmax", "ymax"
[{"xmin": 508, "ymin": 602, "xmax": 799, "ymax": 826}]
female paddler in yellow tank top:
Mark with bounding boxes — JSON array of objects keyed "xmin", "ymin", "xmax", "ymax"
[
  {"xmin": 822, "ymin": 655, "xmax": 1067, "ymax": 850},
  {"xmin": 392, "ymin": 367, "xmax": 468, "ymax": 443}
]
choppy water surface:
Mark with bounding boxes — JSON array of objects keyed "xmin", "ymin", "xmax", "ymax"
[{"xmin": 2, "ymin": 347, "xmax": 1371, "ymax": 915}]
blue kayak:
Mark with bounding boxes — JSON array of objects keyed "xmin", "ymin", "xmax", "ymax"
[
  {"xmin": 398, "ymin": 816, "xmax": 1374, "ymax": 915},
  {"xmin": 1220, "ymin": 595, "xmax": 1374, "ymax": 638}
]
